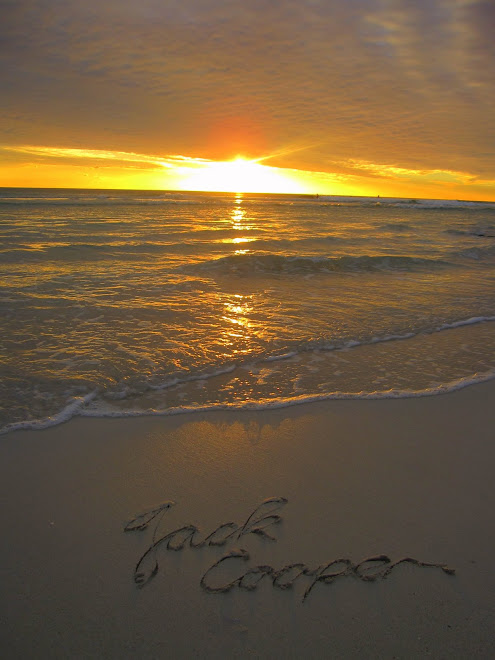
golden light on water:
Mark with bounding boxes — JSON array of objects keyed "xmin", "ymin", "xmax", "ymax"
[
  {"xmin": 231, "ymin": 199, "xmax": 248, "ymax": 227},
  {"xmin": 226, "ymin": 197, "xmax": 257, "ymax": 253},
  {"xmin": 222, "ymin": 294, "xmax": 254, "ymax": 353}
]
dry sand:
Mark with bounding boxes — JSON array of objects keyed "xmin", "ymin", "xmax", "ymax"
[{"xmin": 1, "ymin": 381, "xmax": 495, "ymax": 658}]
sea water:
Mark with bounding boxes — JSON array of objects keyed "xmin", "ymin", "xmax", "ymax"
[{"xmin": 1, "ymin": 188, "xmax": 494, "ymax": 432}]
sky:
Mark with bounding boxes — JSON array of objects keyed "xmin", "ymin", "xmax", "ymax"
[{"xmin": 1, "ymin": 0, "xmax": 494, "ymax": 199}]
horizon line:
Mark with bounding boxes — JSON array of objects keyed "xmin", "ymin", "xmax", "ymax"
[{"xmin": 1, "ymin": 185, "xmax": 495, "ymax": 204}]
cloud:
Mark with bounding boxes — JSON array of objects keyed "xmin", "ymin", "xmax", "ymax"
[
  {"xmin": 1, "ymin": 0, "xmax": 494, "ymax": 193},
  {"xmin": 6, "ymin": 144, "xmax": 210, "ymax": 169}
]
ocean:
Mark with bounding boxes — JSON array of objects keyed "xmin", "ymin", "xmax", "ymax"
[{"xmin": 1, "ymin": 187, "xmax": 494, "ymax": 433}]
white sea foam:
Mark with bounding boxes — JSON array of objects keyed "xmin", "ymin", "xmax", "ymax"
[
  {"xmin": 74, "ymin": 369, "xmax": 495, "ymax": 421},
  {"xmin": 437, "ymin": 316, "xmax": 495, "ymax": 330},
  {"xmin": 263, "ymin": 352, "xmax": 298, "ymax": 362},
  {"xmin": 5, "ymin": 364, "xmax": 481, "ymax": 435},
  {"xmin": 0, "ymin": 392, "xmax": 97, "ymax": 436}
]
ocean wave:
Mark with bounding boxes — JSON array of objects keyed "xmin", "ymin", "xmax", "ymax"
[
  {"xmin": 378, "ymin": 223, "xmax": 415, "ymax": 232},
  {"xmin": 0, "ymin": 194, "xmax": 206, "ymax": 206},
  {"xmin": 314, "ymin": 196, "xmax": 495, "ymax": 210},
  {"xmin": 3, "ymin": 369, "xmax": 495, "ymax": 436},
  {"xmin": 268, "ymin": 315, "xmax": 495, "ymax": 353},
  {"xmin": 452, "ymin": 244, "xmax": 495, "ymax": 261},
  {"xmin": 81, "ymin": 368, "xmax": 495, "ymax": 411},
  {"xmin": 0, "ymin": 241, "xmax": 216, "ymax": 262},
  {"xmin": 191, "ymin": 252, "xmax": 452, "ymax": 275},
  {"xmin": 445, "ymin": 226, "xmax": 495, "ymax": 237},
  {"xmin": 2, "ymin": 315, "xmax": 494, "ymax": 435},
  {"xmin": 0, "ymin": 392, "xmax": 97, "ymax": 435}
]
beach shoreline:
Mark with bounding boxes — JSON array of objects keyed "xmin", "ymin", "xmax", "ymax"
[{"xmin": 1, "ymin": 380, "xmax": 494, "ymax": 657}]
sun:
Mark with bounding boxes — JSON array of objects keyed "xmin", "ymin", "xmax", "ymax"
[{"xmin": 179, "ymin": 156, "xmax": 308, "ymax": 194}]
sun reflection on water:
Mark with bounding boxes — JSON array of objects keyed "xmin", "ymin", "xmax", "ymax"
[
  {"xmin": 227, "ymin": 194, "xmax": 256, "ymax": 253},
  {"xmin": 216, "ymin": 197, "xmax": 261, "ymax": 355},
  {"xmin": 221, "ymin": 293, "xmax": 254, "ymax": 355},
  {"xmin": 231, "ymin": 197, "xmax": 246, "ymax": 229}
]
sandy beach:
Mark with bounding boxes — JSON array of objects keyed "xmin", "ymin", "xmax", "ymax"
[{"xmin": 1, "ymin": 381, "xmax": 494, "ymax": 658}]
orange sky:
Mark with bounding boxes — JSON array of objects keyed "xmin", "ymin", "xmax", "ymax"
[{"xmin": 1, "ymin": 1, "xmax": 495, "ymax": 200}]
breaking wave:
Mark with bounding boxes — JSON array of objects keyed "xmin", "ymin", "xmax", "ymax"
[{"xmin": 191, "ymin": 253, "xmax": 452, "ymax": 275}]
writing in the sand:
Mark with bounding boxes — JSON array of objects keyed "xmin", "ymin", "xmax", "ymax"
[{"xmin": 124, "ymin": 497, "xmax": 455, "ymax": 601}]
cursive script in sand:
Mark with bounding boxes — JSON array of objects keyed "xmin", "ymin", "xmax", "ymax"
[{"xmin": 124, "ymin": 497, "xmax": 455, "ymax": 601}]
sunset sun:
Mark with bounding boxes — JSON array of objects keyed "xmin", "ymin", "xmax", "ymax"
[{"xmin": 180, "ymin": 156, "xmax": 308, "ymax": 194}]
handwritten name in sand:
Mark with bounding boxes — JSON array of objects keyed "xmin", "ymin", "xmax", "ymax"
[{"xmin": 124, "ymin": 497, "xmax": 455, "ymax": 601}]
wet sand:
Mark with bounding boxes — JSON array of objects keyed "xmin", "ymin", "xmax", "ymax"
[{"xmin": 1, "ymin": 381, "xmax": 494, "ymax": 658}]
